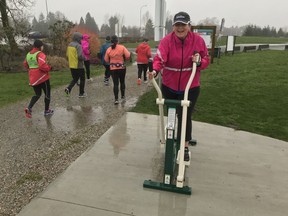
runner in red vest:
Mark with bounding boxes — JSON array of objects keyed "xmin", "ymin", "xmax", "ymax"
[{"xmin": 23, "ymin": 39, "xmax": 53, "ymax": 118}]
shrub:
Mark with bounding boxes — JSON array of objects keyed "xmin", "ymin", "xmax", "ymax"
[
  {"xmin": 90, "ymin": 57, "xmax": 101, "ymax": 65},
  {"xmin": 70, "ymin": 26, "xmax": 101, "ymax": 60},
  {"xmin": 46, "ymin": 55, "xmax": 68, "ymax": 71}
]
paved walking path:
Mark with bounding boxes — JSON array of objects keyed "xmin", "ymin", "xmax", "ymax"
[
  {"xmin": 17, "ymin": 112, "xmax": 288, "ymax": 216},
  {"xmin": 0, "ymin": 64, "xmax": 152, "ymax": 215}
]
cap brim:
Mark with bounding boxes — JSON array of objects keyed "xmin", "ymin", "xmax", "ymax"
[{"xmin": 173, "ymin": 20, "xmax": 190, "ymax": 25}]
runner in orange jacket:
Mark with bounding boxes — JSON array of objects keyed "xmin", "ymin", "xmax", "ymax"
[{"xmin": 104, "ymin": 35, "xmax": 130, "ymax": 104}]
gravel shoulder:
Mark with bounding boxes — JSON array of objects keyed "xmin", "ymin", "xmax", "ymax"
[{"xmin": 0, "ymin": 65, "xmax": 152, "ymax": 215}]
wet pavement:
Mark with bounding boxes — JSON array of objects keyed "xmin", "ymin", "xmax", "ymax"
[
  {"xmin": 0, "ymin": 65, "xmax": 153, "ymax": 215},
  {"xmin": 16, "ymin": 112, "xmax": 288, "ymax": 216}
]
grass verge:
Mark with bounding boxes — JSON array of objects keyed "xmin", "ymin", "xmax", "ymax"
[
  {"xmin": 131, "ymin": 51, "xmax": 288, "ymax": 141},
  {"xmin": 0, "ymin": 65, "xmax": 104, "ymax": 108}
]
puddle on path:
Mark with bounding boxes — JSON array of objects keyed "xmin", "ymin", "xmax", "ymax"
[
  {"xmin": 30, "ymin": 97, "xmax": 139, "ymax": 133},
  {"xmin": 37, "ymin": 105, "xmax": 105, "ymax": 132}
]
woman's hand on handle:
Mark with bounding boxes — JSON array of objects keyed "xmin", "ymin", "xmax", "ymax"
[
  {"xmin": 148, "ymin": 70, "xmax": 157, "ymax": 80},
  {"xmin": 192, "ymin": 53, "xmax": 201, "ymax": 66}
]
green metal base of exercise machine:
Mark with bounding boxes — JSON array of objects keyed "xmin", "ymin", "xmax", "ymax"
[
  {"xmin": 143, "ymin": 180, "xmax": 191, "ymax": 195},
  {"xmin": 143, "ymin": 103, "xmax": 192, "ymax": 195},
  {"xmin": 143, "ymin": 60, "xmax": 198, "ymax": 196}
]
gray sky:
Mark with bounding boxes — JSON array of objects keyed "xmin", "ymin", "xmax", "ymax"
[{"xmin": 33, "ymin": 0, "xmax": 288, "ymax": 30}]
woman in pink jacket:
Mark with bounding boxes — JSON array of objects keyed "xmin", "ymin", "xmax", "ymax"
[
  {"xmin": 150, "ymin": 11, "xmax": 210, "ymax": 161},
  {"xmin": 81, "ymin": 34, "xmax": 92, "ymax": 81}
]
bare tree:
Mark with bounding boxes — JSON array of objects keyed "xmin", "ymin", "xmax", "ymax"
[
  {"xmin": 197, "ymin": 17, "xmax": 220, "ymax": 26},
  {"xmin": 0, "ymin": 0, "xmax": 33, "ymax": 53}
]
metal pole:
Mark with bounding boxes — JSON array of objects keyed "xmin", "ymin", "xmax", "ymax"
[
  {"xmin": 140, "ymin": 5, "xmax": 147, "ymax": 34},
  {"xmin": 45, "ymin": 0, "xmax": 49, "ymax": 18}
]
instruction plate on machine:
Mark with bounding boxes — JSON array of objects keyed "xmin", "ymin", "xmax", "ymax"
[
  {"xmin": 167, "ymin": 108, "xmax": 176, "ymax": 129},
  {"xmin": 164, "ymin": 174, "xmax": 170, "ymax": 184}
]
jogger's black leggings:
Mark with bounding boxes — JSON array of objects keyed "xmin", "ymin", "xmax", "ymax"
[
  {"xmin": 28, "ymin": 80, "xmax": 51, "ymax": 111},
  {"xmin": 104, "ymin": 64, "xmax": 111, "ymax": 80},
  {"xmin": 84, "ymin": 60, "xmax": 90, "ymax": 79},
  {"xmin": 161, "ymin": 84, "xmax": 200, "ymax": 141},
  {"xmin": 111, "ymin": 69, "xmax": 126, "ymax": 100},
  {"xmin": 137, "ymin": 64, "xmax": 148, "ymax": 80},
  {"xmin": 67, "ymin": 68, "xmax": 85, "ymax": 94}
]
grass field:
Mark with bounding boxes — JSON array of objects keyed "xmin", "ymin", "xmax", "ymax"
[
  {"xmin": 131, "ymin": 50, "xmax": 288, "ymax": 142},
  {"xmin": 123, "ymin": 36, "xmax": 288, "ymax": 48},
  {"xmin": 0, "ymin": 65, "xmax": 104, "ymax": 108}
]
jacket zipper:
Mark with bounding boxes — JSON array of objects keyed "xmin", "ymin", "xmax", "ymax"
[{"xmin": 178, "ymin": 40, "xmax": 184, "ymax": 91}]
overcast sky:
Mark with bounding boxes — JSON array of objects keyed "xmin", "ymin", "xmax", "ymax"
[{"xmin": 33, "ymin": 0, "xmax": 287, "ymax": 30}]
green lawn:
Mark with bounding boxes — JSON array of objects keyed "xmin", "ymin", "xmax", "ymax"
[
  {"xmin": 234, "ymin": 36, "xmax": 288, "ymax": 44},
  {"xmin": 131, "ymin": 51, "xmax": 288, "ymax": 142},
  {"xmin": 123, "ymin": 36, "xmax": 288, "ymax": 48},
  {"xmin": 0, "ymin": 65, "xmax": 104, "ymax": 108}
]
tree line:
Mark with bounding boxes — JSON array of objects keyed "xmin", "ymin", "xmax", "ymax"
[
  {"xmin": 31, "ymin": 11, "xmax": 155, "ymax": 39},
  {"xmin": 243, "ymin": 24, "xmax": 288, "ymax": 37},
  {"xmin": 1, "ymin": 0, "xmax": 288, "ymax": 62}
]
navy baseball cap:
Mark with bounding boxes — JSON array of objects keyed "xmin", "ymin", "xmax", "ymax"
[{"xmin": 173, "ymin": 11, "xmax": 191, "ymax": 25}]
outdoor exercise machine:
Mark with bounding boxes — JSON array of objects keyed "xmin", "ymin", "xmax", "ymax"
[{"xmin": 143, "ymin": 58, "xmax": 198, "ymax": 195}]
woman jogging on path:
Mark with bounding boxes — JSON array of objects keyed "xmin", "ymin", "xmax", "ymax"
[
  {"xmin": 135, "ymin": 38, "xmax": 151, "ymax": 85},
  {"xmin": 23, "ymin": 39, "xmax": 53, "ymax": 118},
  {"xmin": 65, "ymin": 32, "xmax": 86, "ymax": 98},
  {"xmin": 99, "ymin": 36, "xmax": 111, "ymax": 85},
  {"xmin": 104, "ymin": 35, "xmax": 130, "ymax": 105}
]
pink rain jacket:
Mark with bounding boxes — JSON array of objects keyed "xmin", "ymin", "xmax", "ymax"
[
  {"xmin": 81, "ymin": 34, "xmax": 90, "ymax": 60},
  {"xmin": 153, "ymin": 31, "xmax": 210, "ymax": 92}
]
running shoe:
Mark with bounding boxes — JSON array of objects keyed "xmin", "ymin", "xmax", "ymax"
[
  {"xmin": 87, "ymin": 78, "xmax": 93, "ymax": 82},
  {"xmin": 24, "ymin": 107, "xmax": 32, "ymax": 118},
  {"xmin": 44, "ymin": 109, "xmax": 54, "ymax": 116},
  {"xmin": 137, "ymin": 78, "xmax": 141, "ymax": 85},
  {"xmin": 64, "ymin": 88, "xmax": 70, "ymax": 97},
  {"xmin": 78, "ymin": 93, "xmax": 87, "ymax": 98}
]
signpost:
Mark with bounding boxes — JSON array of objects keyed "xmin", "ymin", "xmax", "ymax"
[{"xmin": 191, "ymin": 26, "xmax": 216, "ymax": 63}]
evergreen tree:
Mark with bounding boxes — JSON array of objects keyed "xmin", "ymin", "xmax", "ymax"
[
  {"xmin": 37, "ymin": 13, "xmax": 49, "ymax": 35},
  {"xmin": 271, "ymin": 27, "xmax": 277, "ymax": 37},
  {"xmin": 262, "ymin": 26, "xmax": 270, "ymax": 36},
  {"xmin": 144, "ymin": 19, "xmax": 154, "ymax": 39},
  {"xmin": 85, "ymin": 12, "xmax": 99, "ymax": 34},
  {"xmin": 31, "ymin": 17, "xmax": 38, "ymax": 31},
  {"xmin": 79, "ymin": 17, "xmax": 85, "ymax": 26},
  {"xmin": 278, "ymin": 28, "xmax": 285, "ymax": 37},
  {"xmin": 126, "ymin": 26, "xmax": 140, "ymax": 37},
  {"xmin": 243, "ymin": 24, "xmax": 285, "ymax": 37},
  {"xmin": 100, "ymin": 24, "xmax": 111, "ymax": 37},
  {"xmin": 90, "ymin": 17, "xmax": 99, "ymax": 33},
  {"xmin": 122, "ymin": 25, "xmax": 128, "ymax": 36}
]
